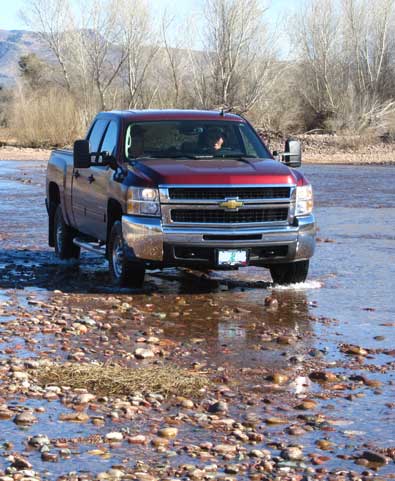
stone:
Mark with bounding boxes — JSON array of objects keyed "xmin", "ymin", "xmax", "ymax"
[
  {"xmin": 208, "ymin": 401, "xmax": 228, "ymax": 413},
  {"xmin": 281, "ymin": 446, "xmax": 304, "ymax": 461},
  {"xmin": 134, "ymin": 348, "xmax": 155, "ymax": 359},
  {"xmin": 361, "ymin": 450, "xmax": 388, "ymax": 464},
  {"xmin": 28, "ymin": 434, "xmax": 50, "ymax": 448},
  {"xmin": 13, "ymin": 412, "xmax": 37, "ymax": 425},
  {"xmin": 157, "ymin": 427, "xmax": 178, "ymax": 439},
  {"xmin": 11, "ymin": 455, "xmax": 32, "ymax": 469},
  {"xmin": 105, "ymin": 432, "xmax": 124, "ymax": 442}
]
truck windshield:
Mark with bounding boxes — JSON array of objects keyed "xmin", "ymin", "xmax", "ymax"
[{"xmin": 125, "ymin": 120, "xmax": 271, "ymax": 160}]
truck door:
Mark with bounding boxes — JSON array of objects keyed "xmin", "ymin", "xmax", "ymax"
[
  {"xmin": 83, "ymin": 120, "xmax": 119, "ymax": 240},
  {"xmin": 71, "ymin": 118, "xmax": 109, "ymax": 236}
]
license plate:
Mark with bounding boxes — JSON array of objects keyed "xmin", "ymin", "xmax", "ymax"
[{"xmin": 218, "ymin": 250, "xmax": 248, "ymax": 266}]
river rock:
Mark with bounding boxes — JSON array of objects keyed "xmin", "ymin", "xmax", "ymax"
[
  {"xmin": 105, "ymin": 431, "xmax": 124, "ymax": 442},
  {"xmin": 157, "ymin": 427, "xmax": 178, "ymax": 439},
  {"xmin": 13, "ymin": 412, "xmax": 37, "ymax": 425},
  {"xmin": 11, "ymin": 455, "xmax": 32, "ymax": 469},
  {"xmin": 134, "ymin": 348, "xmax": 155, "ymax": 359},
  {"xmin": 361, "ymin": 450, "xmax": 388, "ymax": 464},
  {"xmin": 208, "ymin": 401, "xmax": 228, "ymax": 413},
  {"xmin": 281, "ymin": 446, "xmax": 304, "ymax": 461},
  {"xmin": 28, "ymin": 434, "xmax": 50, "ymax": 448}
]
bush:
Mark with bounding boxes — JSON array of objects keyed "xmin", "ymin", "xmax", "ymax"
[{"xmin": 10, "ymin": 88, "xmax": 85, "ymax": 148}]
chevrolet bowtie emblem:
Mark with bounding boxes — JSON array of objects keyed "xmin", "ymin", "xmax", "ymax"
[{"xmin": 219, "ymin": 199, "xmax": 244, "ymax": 210}]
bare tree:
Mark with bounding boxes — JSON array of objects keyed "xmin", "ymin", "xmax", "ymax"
[
  {"xmin": 20, "ymin": 0, "xmax": 75, "ymax": 91},
  {"xmin": 192, "ymin": 0, "xmax": 278, "ymax": 112}
]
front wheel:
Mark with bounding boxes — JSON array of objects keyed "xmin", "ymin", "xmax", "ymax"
[
  {"xmin": 269, "ymin": 260, "xmax": 309, "ymax": 285},
  {"xmin": 108, "ymin": 221, "xmax": 145, "ymax": 288},
  {"xmin": 54, "ymin": 205, "xmax": 80, "ymax": 260}
]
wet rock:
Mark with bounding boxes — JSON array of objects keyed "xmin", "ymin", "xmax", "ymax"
[
  {"xmin": 208, "ymin": 401, "xmax": 228, "ymax": 413},
  {"xmin": 213, "ymin": 444, "xmax": 237, "ymax": 455},
  {"xmin": 13, "ymin": 411, "xmax": 37, "ymax": 425},
  {"xmin": 134, "ymin": 348, "xmax": 155, "ymax": 359},
  {"xmin": 316, "ymin": 439, "xmax": 335, "ymax": 450},
  {"xmin": 41, "ymin": 451, "xmax": 58, "ymax": 462},
  {"xmin": 0, "ymin": 408, "xmax": 13, "ymax": 420},
  {"xmin": 295, "ymin": 400, "xmax": 317, "ymax": 410},
  {"xmin": 73, "ymin": 393, "xmax": 95, "ymax": 404},
  {"xmin": 157, "ymin": 427, "xmax": 178, "ymax": 439},
  {"xmin": 128, "ymin": 434, "xmax": 146, "ymax": 444},
  {"xmin": 28, "ymin": 434, "xmax": 50, "ymax": 448},
  {"xmin": 268, "ymin": 373, "xmax": 289, "ymax": 385},
  {"xmin": 360, "ymin": 450, "xmax": 388, "ymax": 464},
  {"xmin": 281, "ymin": 446, "xmax": 304, "ymax": 461},
  {"xmin": 309, "ymin": 371, "xmax": 338, "ymax": 382},
  {"xmin": 224, "ymin": 464, "xmax": 240, "ymax": 474},
  {"xmin": 264, "ymin": 296, "xmax": 278, "ymax": 308},
  {"xmin": 177, "ymin": 397, "xmax": 194, "ymax": 408},
  {"xmin": 151, "ymin": 437, "xmax": 169, "ymax": 447},
  {"xmin": 105, "ymin": 431, "xmax": 124, "ymax": 442},
  {"xmin": 10, "ymin": 455, "xmax": 32, "ymax": 469},
  {"xmin": 265, "ymin": 417, "xmax": 288, "ymax": 425},
  {"xmin": 59, "ymin": 412, "xmax": 90, "ymax": 423}
]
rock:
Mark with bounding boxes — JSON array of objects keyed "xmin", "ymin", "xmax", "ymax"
[
  {"xmin": 177, "ymin": 397, "xmax": 194, "ymax": 408},
  {"xmin": 41, "ymin": 452, "xmax": 58, "ymax": 462},
  {"xmin": 213, "ymin": 444, "xmax": 237, "ymax": 455},
  {"xmin": 281, "ymin": 446, "xmax": 304, "ymax": 461},
  {"xmin": 0, "ymin": 409, "xmax": 13, "ymax": 420},
  {"xmin": 151, "ymin": 437, "xmax": 169, "ymax": 447},
  {"xmin": 12, "ymin": 371, "xmax": 29, "ymax": 381},
  {"xmin": 128, "ymin": 434, "xmax": 147, "ymax": 444},
  {"xmin": 13, "ymin": 412, "xmax": 37, "ymax": 425},
  {"xmin": 208, "ymin": 401, "xmax": 228, "ymax": 413},
  {"xmin": 28, "ymin": 434, "xmax": 50, "ymax": 448},
  {"xmin": 105, "ymin": 431, "xmax": 124, "ymax": 442},
  {"xmin": 316, "ymin": 439, "xmax": 335, "ymax": 450},
  {"xmin": 74, "ymin": 393, "xmax": 95, "ymax": 404},
  {"xmin": 264, "ymin": 296, "xmax": 278, "ymax": 308},
  {"xmin": 11, "ymin": 455, "xmax": 32, "ymax": 469},
  {"xmin": 295, "ymin": 400, "xmax": 317, "ymax": 410},
  {"xmin": 59, "ymin": 412, "xmax": 90, "ymax": 423},
  {"xmin": 309, "ymin": 371, "xmax": 338, "ymax": 382},
  {"xmin": 265, "ymin": 417, "xmax": 288, "ymax": 425},
  {"xmin": 268, "ymin": 373, "xmax": 289, "ymax": 385},
  {"xmin": 157, "ymin": 427, "xmax": 178, "ymax": 439},
  {"xmin": 224, "ymin": 464, "xmax": 240, "ymax": 474},
  {"xmin": 361, "ymin": 450, "xmax": 388, "ymax": 464},
  {"xmin": 134, "ymin": 348, "xmax": 155, "ymax": 359}
]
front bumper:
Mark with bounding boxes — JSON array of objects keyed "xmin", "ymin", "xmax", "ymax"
[{"xmin": 122, "ymin": 214, "xmax": 315, "ymax": 268}]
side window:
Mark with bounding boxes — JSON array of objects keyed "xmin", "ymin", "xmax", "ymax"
[
  {"xmin": 88, "ymin": 119, "xmax": 109, "ymax": 153},
  {"xmin": 101, "ymin": 121, "xmax": 118, "ymax": 156}
]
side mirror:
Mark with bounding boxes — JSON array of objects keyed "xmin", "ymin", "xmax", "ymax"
[
  {"xmin": 282, "ymin": 139, "xmax": 302, "ymax": 167},
  {"xmin": 73, "ymin": 140, "xmax": 91, "ymax": 169}
]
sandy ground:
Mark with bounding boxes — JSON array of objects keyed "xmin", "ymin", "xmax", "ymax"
[{"xmin": 0, "ymin": 145, "xmax": 394, "ymax": 164}]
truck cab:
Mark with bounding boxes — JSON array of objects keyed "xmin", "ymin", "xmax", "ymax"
[{"xmin": 46, "ymin": 110, "xmax": 315, "ymax": 288}]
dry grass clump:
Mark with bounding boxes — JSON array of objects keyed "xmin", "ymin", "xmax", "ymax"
[{"xmin": 36, "ymin": 363, "xmax": 208, "ymax": 397}]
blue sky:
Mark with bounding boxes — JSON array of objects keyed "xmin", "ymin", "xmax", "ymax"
[{"xmin": 0, "ymin": 0, "xmax": 296, "ymax": 31}]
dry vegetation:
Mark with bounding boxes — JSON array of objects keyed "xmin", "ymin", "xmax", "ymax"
[
  {"xmin": 1, "ymin": 0, "xmax": 395, "ymax": 155},
  {"xmin": 36, "ymin": 362, "xmax": 209, "ymax": 397}
]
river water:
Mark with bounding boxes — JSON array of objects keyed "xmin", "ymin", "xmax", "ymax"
[{"xmin": 0, "ymin": 160, "xmax": 394, "ymax": 478}]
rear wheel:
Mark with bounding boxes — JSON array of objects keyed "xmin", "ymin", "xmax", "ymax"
[
  {"xmin": 269, "ymin": 260, "xmax": 309, "ymax": 285},
  {"xmin": 108, "ymin": 221, "xmax": 145, "ymax": 288},
  {"xmin": 54, "ymin": 205, "xmax": 80, "ymax": 260}
]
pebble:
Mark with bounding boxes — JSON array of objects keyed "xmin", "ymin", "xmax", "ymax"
[
  {"xmin": 28, "ymin": 434, "xmax": 50, "ymax": 448},
  {"xmin": 157, "ymin": 427, "xmax": 178, "ymax": 439},
  {"xmin": 361, "ymin": 450, "xmax": 388, "ymax": 464},
  {"xmin": 208, "ymin": 401, "xmax": 228, "ymax": 413},
  {"xmin": 13, "ymin": 411, "xmax": 37, "ymax": 425},
  {"xmin": 128, "ymin": 434, "xmax": 147, "ymax": 444},
  {"xmin": 105, "ymin": 431, "xmax": 124, "ymax": 441},
  {"xmin": 10, "ymin": 455, "xmax": 32, "ymax": 469},
  {"xmin": 134, "ymin": 348, "xmax": 155, "ymax": 359},
  {"xmin": 281, "ymin": 446, "xmax": 304, "ymax": 460}
]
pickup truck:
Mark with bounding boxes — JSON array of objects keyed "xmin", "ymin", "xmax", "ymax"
[{"xmin": 46, "ymin": 110, "xmax": 315, "ymax": 288}]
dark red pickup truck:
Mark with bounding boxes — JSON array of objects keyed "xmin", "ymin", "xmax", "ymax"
[{"xmin": 46, "ymin": 110, "xmax": 315, "ymax": 288}]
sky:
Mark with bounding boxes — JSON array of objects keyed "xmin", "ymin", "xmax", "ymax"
[{"xmin": 0, "ymin": 0, "xmax": 297, "ymax": 31}]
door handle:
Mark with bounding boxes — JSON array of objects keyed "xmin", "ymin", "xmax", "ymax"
[
  {"xmin": 88, "ymin": 175, "xmax": 95, "ymax": 184},
  {"xmin": 73, "ymin": 170, "xmax": 80, "ymax": 179}
]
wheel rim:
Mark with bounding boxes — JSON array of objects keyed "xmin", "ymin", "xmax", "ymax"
[
  {"xmin": 112, "ymin": 235, "xmax": 124, "ymax": 279},
  {"xmin": 56, "ymin": 218, "xmax": 64, "ymax": 252}
]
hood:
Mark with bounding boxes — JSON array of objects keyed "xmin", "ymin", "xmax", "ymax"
[{"xmin": 128, "ymin": 157, "xmax": 299, "ymax": 186}]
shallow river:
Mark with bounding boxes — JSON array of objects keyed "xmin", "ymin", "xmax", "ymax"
[{"xmin": 0, "ymin": 160, "xmax": 394, "ymax": 479}]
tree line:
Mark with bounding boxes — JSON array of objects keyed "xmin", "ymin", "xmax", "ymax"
[{"xmin": 3, "ymin": 0, "xmax": 395, "ymax": 146}]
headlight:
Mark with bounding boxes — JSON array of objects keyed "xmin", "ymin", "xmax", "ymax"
[
  {"xmin": 127, "ymin": 187, "xmax": 160, "ymax": 216},
  {"xmin": 295, "ymin": 184, "xmax": 313, "ymax": 216}
]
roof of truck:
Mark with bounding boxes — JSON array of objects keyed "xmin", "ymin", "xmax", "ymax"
[{"xmin": 101, "ymin": 109, "xmax": 245, "ymax": 122}]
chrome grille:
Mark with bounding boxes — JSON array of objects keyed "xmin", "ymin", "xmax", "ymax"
[{"xmin": 171, "ymin": 208, "xmax": 289, "ymax": 224}]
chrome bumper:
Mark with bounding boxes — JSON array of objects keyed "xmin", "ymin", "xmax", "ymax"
[{"xmin": 122, "ymin": 214, "xmax": 316, "ymax": 264}]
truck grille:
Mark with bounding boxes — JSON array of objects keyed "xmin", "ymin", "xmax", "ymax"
[
  {"xmin": 168, "ymin": 187, "xmax": 291, "ymax": 200},
  {"xmin": 171, "ymin": 208, "xmax": 288, "ymax": 224}
]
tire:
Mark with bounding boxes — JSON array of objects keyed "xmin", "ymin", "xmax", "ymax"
[
  {"xmin": 269, "ymin": 260, "xmax": 309, "ymax": 285},
  {"xmin": 54, "ymin": 205, "xmax": 80, "ymax": 260},
  {"xmin": 108, "ymin": 221, "xmax": 145, "ymax": 288}
]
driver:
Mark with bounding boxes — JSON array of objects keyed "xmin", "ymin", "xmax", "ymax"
[{"xmin": 200, "ymin": 127, "xmax": 226, "ymax": 152}]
